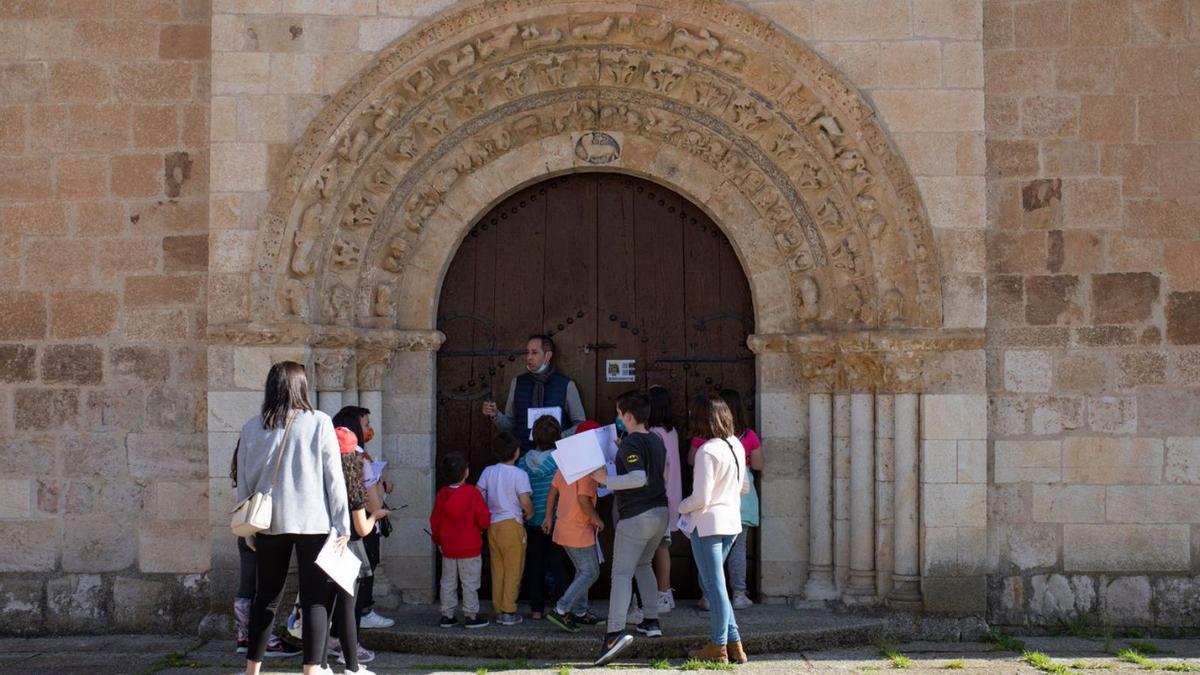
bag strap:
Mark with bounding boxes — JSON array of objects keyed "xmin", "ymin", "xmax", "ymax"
[
  {"xmin": 721, "ymin": 438, "xmax": 741, "ymax": 483},
  {"xmin": 260, "ymin": 412, "xmax": 297, "ymax": 495}
]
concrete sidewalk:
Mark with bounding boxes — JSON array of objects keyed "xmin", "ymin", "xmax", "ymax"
[{"xmin": 4, "ymin": 634, "xmax": 1200, "ymax": 674}]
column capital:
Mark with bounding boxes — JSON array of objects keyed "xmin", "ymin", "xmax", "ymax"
[
  {"xmin": 313, "ymin": 349, "xmax": 354, "ymax": 391},
  {"xmin": 356, "ymin": 349, "xmax": 392, "ymax": 391}
]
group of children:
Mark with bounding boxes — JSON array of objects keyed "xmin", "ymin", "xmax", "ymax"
[{"xmin": 429, "ymin": 387, "xmax": 764, "ymax": 665}]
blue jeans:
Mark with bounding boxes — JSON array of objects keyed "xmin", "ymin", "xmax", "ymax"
[
  {"xmin": 557, "ymin": 544, "xmax": 600, "ymax": 616},
  {"xmin": 690, "ymin": 531, "xmax": 741, "ymax": 646}
]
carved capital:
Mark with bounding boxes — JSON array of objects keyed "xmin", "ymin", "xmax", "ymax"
[
  {"xmin": 314, "ymin": 349, "xmax": 354, "ymax": 391},
  {"xmin": 394, "ymin": 329, "xmax": 447, "ymax": 352},
  {"xmin": 356, "ymin": 350, "xmax": 392, "ymax": 391}
]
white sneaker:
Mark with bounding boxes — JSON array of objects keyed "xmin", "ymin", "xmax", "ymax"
[
  {"xmin": 656, "ymin": 591, "xmax": 673, "ymax": 614},
  {"xmin": 286, "ymin": 609, "xmax": 303, "ymax": 639},
  {"xmin": 626, "ymin": 607, "xmax": 644, "ymax": 625},
  {"xmin": 330, "ymin": 643, "xmax": 375, "ymax": 664},
  {"xmin": 732, "ymin": 592, "xmax": 754, "ymax": 610},
  {"xmin": 343, "ymin": 667, "xmax": 375, "ymax": 675},
  {"xmin": 667, "ymin": 588, "xmax": 676, "ymax": 610},
  {"xmin": 359, "ymin": 610, "xmax": 395, "ymax": 629}
]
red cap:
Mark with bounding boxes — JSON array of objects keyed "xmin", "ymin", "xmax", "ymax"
[
  {"xmin": 576, "ymin": 420, "xmax": 601, "ymax": 433},
  {"xmin": 335, "ymin": 427, "xmax": 358, "ymax": 455}
]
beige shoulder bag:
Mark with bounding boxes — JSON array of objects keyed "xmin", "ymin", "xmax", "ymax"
[{"xmin": 230, "ymin": 413, "xmax": 297, "ymax": 537}]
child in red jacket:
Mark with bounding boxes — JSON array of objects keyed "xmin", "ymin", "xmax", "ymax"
[{"xmin": 431, "ymin": 452, "xmax": 491, "ymax": 629}]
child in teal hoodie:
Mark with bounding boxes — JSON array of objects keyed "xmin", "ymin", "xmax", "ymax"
[{"xmin": 517, "ymin": 415, "xmax": 563, "ymax": 618}]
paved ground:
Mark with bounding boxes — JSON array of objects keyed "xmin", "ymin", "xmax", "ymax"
[{"xmin": 4, "ymin": 634, "xmax": 1200, "ymax": 674}]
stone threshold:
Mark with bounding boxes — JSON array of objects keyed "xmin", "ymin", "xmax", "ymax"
[{"xmin": 358, "ymin": 603, "xmax": 884, "ymax": 659}]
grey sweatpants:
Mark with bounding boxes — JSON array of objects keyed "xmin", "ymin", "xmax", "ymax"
[
  {"xmin": 606, "ymin": 506, "xmax": 668, "ymax": 632},
  {"xmin": 440, "ymin": 555, "xmax": 482, "ymax": 618}
]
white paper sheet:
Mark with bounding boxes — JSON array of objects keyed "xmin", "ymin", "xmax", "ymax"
[
  {"xmin": 594, "ymin": 424, "xmax": 619, "ymax": 462},
  {"xmin": 363, "ymin": 460, "xmax": 386, "ymax": 488},
  {"xmin": 527, "ymin": 406, "xmax": 563, "ymax": 440},
  {"xmin": 551, "ymin": 427, "xmax": 607, "ymax": 484},
  {"xmin": 315, "ymin": 529, "xmax": 359, "ymax": 596},
  {"xmin": 596, "ymin": 461, "xmax": 617, "ymax": 498}
]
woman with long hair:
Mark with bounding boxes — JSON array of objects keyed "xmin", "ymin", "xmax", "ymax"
[
  {"xmin": 237, "ymin": 361, "xmax": 350, "ymax": 675},
  {"xmin": 678, "ymin": 393, "xmax": 750, "ymax": 664}
]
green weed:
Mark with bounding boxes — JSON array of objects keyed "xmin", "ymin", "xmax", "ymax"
[
  {"xmin": 984, "ymin": 628, "xmax": 1026, "ymax": 653},
  {"xmin": 944, "ymin": 660, "xmax": 966, "ymax": 669},
  {"xmin": 650, "ymin": 659, "xmax": 672, "ymax": 670},
  {"xmin": 1023, "ymin": 650, "xmax": 1068, "ymax": 674},
  {"xmin": 678, "ymin": 659, "xmax": 736, "ymax": 671},
  {"xmin": 1163, "ymin": 663, "xmax": 1200, "ymax": 672},
  {"xmin": 1115, "ymin": 648, "xmax": 1151, "ymax": 667},
  {"xmin": 1126, "ymin": 640, "xmax": 1170, "ymax": 655}
]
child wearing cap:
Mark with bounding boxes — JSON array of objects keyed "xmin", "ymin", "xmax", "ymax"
[{"xmin": 430, "ymin": 452, "xmax": 491, "ymax": 629}]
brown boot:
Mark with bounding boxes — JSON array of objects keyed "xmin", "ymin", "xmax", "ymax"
[
  {"xmin": 727, "ymin": 640, "xmax": 749, "ymax": 664},
  {"xmin": 688, "ymin": 642, "xmax": 729, "ymax": 663}
]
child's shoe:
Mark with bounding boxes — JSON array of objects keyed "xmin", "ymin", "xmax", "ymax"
[
  {"xmin": 626, "ymin": 606, "xmax": 644, "ymax": 625},
  {"xmin": 465, "ymin": 615, "xmax": 489, "ymax": 629},
  {"xmin": 439, "ymin": 615, "xmax": 458, "ymax": 628},
  {"xmin": 594, "ymin": 631, "xmax": 634, "ymax": 667},
  {"xmin": 635, "ymin": 619, "xmax": 662, "ymax": 637},
  {"xmin": 360, "ymin": 610, "xmax": 395, "ymax": 629},
  {"xmin": 573, "ymin": 611, "xmax": 602, "ymax": 625},
  {"xmin": 547, "ymin": 609, "xmax": 580, "ymax": 633},
  {"xmin": 732, "ymin": 592, "xmax": 754, "ymax": 610},
  {"xmin": 656, "ymin": 590, "xmax": 673, "ymax": 614},
  {"xmin": 343, "ymin": 667, "xmax": 375, "ymax": 675}
]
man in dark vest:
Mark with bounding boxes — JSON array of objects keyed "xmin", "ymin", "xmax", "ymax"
[{"xmin": 483, "ymin": 334, "xmax": 586, "ymax": 451}]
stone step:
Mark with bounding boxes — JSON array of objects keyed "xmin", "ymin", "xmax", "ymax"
[{"xmin": 358, "ymin": 603, "xmax": 885, "ymax": 659}]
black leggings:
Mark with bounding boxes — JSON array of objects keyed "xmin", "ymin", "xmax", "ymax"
[
  {"xmin": 522, "ymin": 525, "xmax": 570, "ymax": 613},
  {"xmin": 324, "ymin": 580, "xmax": 360, "ymax": 670},
  {"xmin": 359, "ymin": 531, "xmax": 381, "ymax": 611},
  {"xmin": 247, "ymin": 533, "xmax": 328, "ymax": 665}
]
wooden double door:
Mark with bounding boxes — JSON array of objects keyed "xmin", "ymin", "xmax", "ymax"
[{"xmin": 435, "ymin": 173, "xmax": 756, "ymax": 599}]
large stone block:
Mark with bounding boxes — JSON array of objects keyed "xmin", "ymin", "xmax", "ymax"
[
  {"xmin": 1030, "ymin": 396, "xmax": 1083, "ymax": 435},
  {"xmin": 1086, "ymin": 396, "xmax": 1137, "ymax": 434},
  {"xmin": 128, "ymin": 432, "xmax": 207, "ymax": 480},
  {"xmin": 1004, "ymin": 350, "xmax": 1053, "ymax": 393},
  {"xmin": 922, "ymin": 394, "xmax": 987, "ymax": 440},
  {"xmin": 62, "ymin": 514, "xmax": 136, "ymax": 573},
  {"xmin": 41, "ymin": 344, "xmax": 103, "ymax": 385},
  {"xmin": 207, "ymin": 391, "xmax": 263, "ymax": 432},
  {"xmin": 138, "ymin": 520, "xmax": 210, "ymax": 573},
  {"xmin": 1167, "ymin": 292, "xmax": 1200, "ymax": 345},
  {"xmin": 995, "ymin": 440, "xmax": 1061, "ymax": 483},
  {"xmin": 922, "ymin": 440, "xmax": 958, "ymax": 483},
  {"xmin": 1138, "ymin": 388, "xmax": 1200, "ymax": 435},
  {"xmin": 0, "ymin": 577, "xmax": 45, "ymax": 634},
  {"xmin": 1091, "ymin": 272, "xmax": 1161, "ymax": 324},
  {"xmin": 1063, "ymin": 524, "xmax": 1189, "ymax": 571},
  {"xmin": 924, "ymin": 576, "xmax": 986, "ymax": 613},
  {"xmin": 1165, "ymin": 437, "xmax": 1200, "ymax": 483},
  {"xmin": 1033, "ymin": 484, "xmax": 1105, "ymax": 523},
  {"xmin": 1101, "ymin": 576, "xmax": 1152, "ymax": 626},
  {"xmin": 0, "ymin": 478, "xmax": 30, "ymax": 519},
  {"xmin": 45, "ymin": 574, "xmax": 104, "ymax": 630},
  {"xmin": 111, "ymin": 576, "xmax": 166, "ymax": 630},
  {"xmin": 1029, "ymin": 573, "xmax": 1096, "ymax": 621},
  {"xmin": 1105, "ymin": 485, "xmax": 1200, "ymax": 523},
  {"xmin": 1062, "ymin": 436, "xmax": 1163, "ymax": 484},
  {"xmin": 1001, "ymin": 524, "xmax": 1058, "ymax": 569},
  {"xmin": 0, "ymin": 520, "xmax": 58, "ymax": 572},
  {"xmin": 923, "ymin": 483, "xmax": 986, "ymax": 527},
  {"xmin": 1153, "ymin": 576, "xmax": 1200, "ymax": 627}
]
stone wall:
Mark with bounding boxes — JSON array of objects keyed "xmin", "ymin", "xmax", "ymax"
[
  {"xmin": 984, "ymin": 0, "xmax": 1200, "ymax": 628},
  {"xmin": 0, "ymin": 1, "xmax": 210, "ymax": 634}
]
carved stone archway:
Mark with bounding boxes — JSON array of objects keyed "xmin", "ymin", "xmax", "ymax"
[{"xmin": 215, "ymin": 0, "xmax": 959, "ymax": 608}]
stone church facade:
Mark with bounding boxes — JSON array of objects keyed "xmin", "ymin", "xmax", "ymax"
[{"xmin": 1, "ymin": 0, "xmax": 1198, "ymax": 634}]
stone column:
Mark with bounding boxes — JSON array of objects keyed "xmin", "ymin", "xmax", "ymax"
[
  {"xmin": 314, "ymin": 349, "xmax": 352, "ymax": 416},
  {"xmin": 874, "ymin": 394, "xmax": 895, "ymax": 598},
  {"xmin": 888, "ymin": 392, "xmax": 922, "ymax": 609},
  {"xmin": 832, "ymin": 393, "xmax": 851, "ymax": 590},
  {"xmin": 846, "ymin": 393, "xmax": 876, "ymax": 598},
  {"xmin": 357, "ymin": 350, "xmax": 391, "ymax": 456},
  {"xmin": 805, "ymin": 393, "xmax": 837, "ymax": 600}
]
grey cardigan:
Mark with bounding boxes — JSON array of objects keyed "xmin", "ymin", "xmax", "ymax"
[{"xmin": 236, "ymin": 409, "xmax": 351, "ymax": 537}]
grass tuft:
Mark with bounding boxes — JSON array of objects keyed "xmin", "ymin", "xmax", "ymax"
[
  {"xmin": 143, "ymin": 652, "xmax": 205, "ymax": 673},
  {"xmin": 650, "ymin": 659, "xmax": 672, "ymax": 670},
  {"xmin": 1126, "ymin": 640, "xmax": 1171, "ymax": 655},
  {"xmin": 1163, "ymin": 663, "xmax": 1200, "ymax": 672},
  {"xmin": 1023, "ymin": 650, "xmax": 1069, "ymax": 674},
  {"xmin": 985, "ymin": 628, "xmax": 1026, "ymax": 653},
  {"xmin": 1115, "ymin": 648, "xmax": 1152, "ymax": 667},
  {"xmin": 1056, "ymin": 615, "xmax": 1106, "ymax": 640},
  {"xmin": 944, "ymin": 660, "xmax": 966, "ymax": 669},
  {"xmin": 1068, "ymin": 660, "xmax": 1115, "ymax": 670},
  {"xmin": 873, "ymin": 638, "xmax": 912, "ymax": 669},
  {"xmin": 678, "ymin": 659, "xmax": 736, "ymax": 671}
]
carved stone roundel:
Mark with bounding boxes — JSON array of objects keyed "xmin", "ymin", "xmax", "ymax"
[{"xmin": 254, "ymin": 0, "xmax": 943, "ymax": 335}]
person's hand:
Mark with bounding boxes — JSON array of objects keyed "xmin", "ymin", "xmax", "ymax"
[
  {"xmin": 590, "ymin": 467, "xmax": 608, "ymax": 484},
  {"xmin": 589, "ymin": 515, "xmax": 605, "ymax": 532},
  {"xmin": 372, "ymin": 508, "xmax": 390, "ymax": 521},
  {"xmin": 482, "ymin": 400, "xmax": 498, "ymax": 418},
  {"xmin": 334, "ymin": 535, "xmax": 350, "ymax": 554},
  {"xmin": 541, "ymin": 515, "xmax": 553, "ymax": 535}
]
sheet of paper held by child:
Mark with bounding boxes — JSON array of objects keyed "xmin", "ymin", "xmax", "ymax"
[
  {"xmin": 592, "ymin": 423, "xmax": 620, "ymax": 498},
  {"xmin": 527, "ymin": 406, "xmax": 562, "ymax": 440},
  {"xmin": 551, "ymin": 426, "xmax": 607, "ymax": 484}
]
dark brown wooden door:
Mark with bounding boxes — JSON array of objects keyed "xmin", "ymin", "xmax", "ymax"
[{"xmin": 435, "ymin": 173, "xmax": 756, "ymax": 600}]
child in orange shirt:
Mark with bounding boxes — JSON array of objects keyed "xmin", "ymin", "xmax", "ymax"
[{"xmin": 542, "ymin": 421, "xmax": 605, "ymax": 633}]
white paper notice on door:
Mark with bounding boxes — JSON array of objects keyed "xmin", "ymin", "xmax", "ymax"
[{"xmin": 552, "ymin": 427, "xmax": 607, "ymax": 485}]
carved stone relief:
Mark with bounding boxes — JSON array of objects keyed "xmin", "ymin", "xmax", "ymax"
[{"xmin": 256, "ymin": 0, "xmax": 941, "ymax": 340}]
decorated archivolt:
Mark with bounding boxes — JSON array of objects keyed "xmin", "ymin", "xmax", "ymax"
[{"xmin": 253, "ymin": 0, "xmax": 942, "ymax": 334}]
